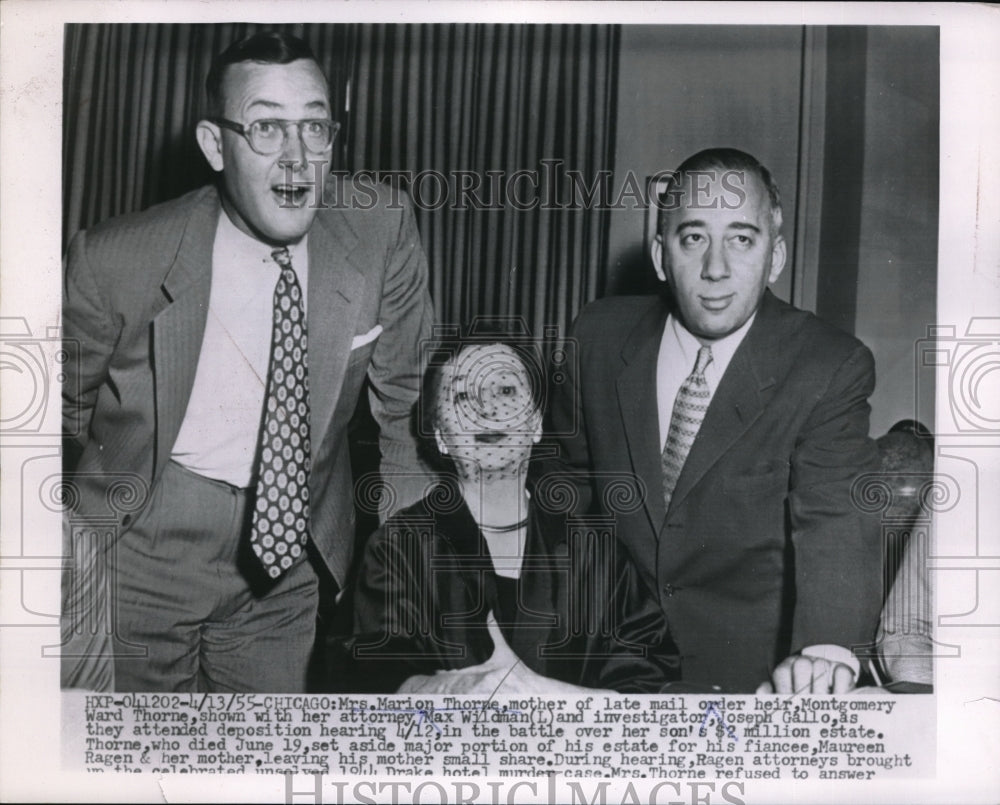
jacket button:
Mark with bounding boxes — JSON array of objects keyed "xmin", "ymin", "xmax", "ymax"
[
  {"xmin": 663, "ymin": 584, "xmax": 675, "ymax": 597},
  {"xmin": 122, "ymin": 514, "xmax": 132, "ymax": 527}
]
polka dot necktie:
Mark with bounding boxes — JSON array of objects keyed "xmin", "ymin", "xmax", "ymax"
[
  {"xmin": 661, "ymin": 345, "xmax": 713, "ymax": 510},
  {"xmin": 250, "ymin": 247, "xmax": 311, "ymax": 579}
]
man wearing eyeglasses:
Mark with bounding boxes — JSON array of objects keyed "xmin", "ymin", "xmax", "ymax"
[{"xmin": 62, "ymin": 32, "xmax": 434, "ymax": 692}]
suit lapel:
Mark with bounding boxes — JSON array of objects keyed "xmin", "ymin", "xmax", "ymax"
[
  {"xmin": 306, "ymin": 208, "xmax": 364, "ymax": 452},
  {"xmin": 666, "ymin": 291, "xmax": 786, "ymax": 517},
  {"xmin": 151, "ymin": 188, "xmax": 219, "ymax": 478},
  {"xmin": 616, "ymin": 302, "xmax": 671, "ymax": 535}
]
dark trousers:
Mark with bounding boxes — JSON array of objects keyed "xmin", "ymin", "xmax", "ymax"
[{"xmin": 112, "ymin": 461, "xmax": 318, "ymax": 691}]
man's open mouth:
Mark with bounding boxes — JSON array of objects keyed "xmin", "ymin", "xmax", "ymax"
[{"xmin": 273, "ymin": 184, "xmax": 309, "ymax": 207}]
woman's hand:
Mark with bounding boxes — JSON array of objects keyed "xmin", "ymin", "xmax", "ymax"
[{"xmin": 398, "ymin": 613, "xmax": 604, "ymax": 695}]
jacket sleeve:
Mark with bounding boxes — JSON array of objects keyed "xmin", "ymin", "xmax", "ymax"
[
  {"xmin": 60, "ymin": 229, "xmax": 120, "ymax": 689},
  {"xmin": 876, "ymin": 528, "xmax": 934, "ymax": 685},
  {"xmin": 62, "ymin": 229, "xmax": 118, "ymax": 471},
  {"xmin": 788, "ymin": 343, "xmax": 882, "ymax": 655},
  {"xmin": 366, "ymin": 191, "xmax": 435, "ymax": 519}
]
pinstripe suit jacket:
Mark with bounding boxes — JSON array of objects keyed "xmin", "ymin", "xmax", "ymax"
[{"xmin": 63, "ymin": 183, "xmax": 433, "ymax": 587}]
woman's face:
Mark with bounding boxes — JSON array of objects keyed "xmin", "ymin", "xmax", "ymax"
[{"xmin": 434, "ymin": 343, "xmax": 542, "ymax": 481}]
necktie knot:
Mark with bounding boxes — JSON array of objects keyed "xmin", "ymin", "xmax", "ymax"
[
  {"xmin": 693, "ymin": 345, "xmax": 713, "ymax": 377},
  {"xmin": 271, "ymin": 246, "xmax": 293, "ymax": 271}
]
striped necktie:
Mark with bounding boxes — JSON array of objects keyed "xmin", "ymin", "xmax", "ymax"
[{"xmin": 661, "ymin": 345, "xmax": 713, "ymax": 509}]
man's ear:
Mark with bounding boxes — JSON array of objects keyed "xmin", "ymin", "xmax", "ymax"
[
  {"xmin": 650, "ymin": 233, "xmax": 668, "ymax": 283},
  {"xmin": 196, "ymin": 120, "xmax": 224, "ymax": 173},
  {"xmin": 768, "ymin": 235, "xmax": 787, "ymax": 284}
]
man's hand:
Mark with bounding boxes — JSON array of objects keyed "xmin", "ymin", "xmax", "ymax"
[
  {"xmin": 756, "ymin": 653, "xmax": 857, "ymax": 694},
  {"xmin": 397, "ymin": 612, "xmax": 601, "ymax": 695}
]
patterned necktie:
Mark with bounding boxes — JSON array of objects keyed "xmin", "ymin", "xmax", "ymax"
[
  {"xmin": 661, "ymin": 345, "xmax": 713, "ymax": 509},
  {"xmin": 250, "ymin": 247, "xmax": 311, "ymax": 579}
]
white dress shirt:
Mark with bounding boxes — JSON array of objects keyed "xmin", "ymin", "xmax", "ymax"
[{"xmin": 171, "ymin": 211, "xmax": 309, "ymax": 488}]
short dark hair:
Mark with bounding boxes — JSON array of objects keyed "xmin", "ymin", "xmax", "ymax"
[
  {"xmin": 656, "ymin": 147, "xmax": 783, "ymax": 239},
  {"xmin": 205, "ymin": 31, "xmax": 321, "ymax": 117}
]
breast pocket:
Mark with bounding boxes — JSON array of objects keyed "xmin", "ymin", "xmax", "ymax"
[{"xmin": 346, "ymin": 338, "xmax": 378, "ymax": 368}]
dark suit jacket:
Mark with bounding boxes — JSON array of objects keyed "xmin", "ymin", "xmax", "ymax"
[
  {"xmin": 546, "ymin": 290, "xmax": 882, "ymax": 691},
  {"xmin": 348, "ymin": 480, "xmax": 681, "ymax": 693},
  {"xmin": 62, "ymin": 183, "xmax": 433, "ymax": 587}
]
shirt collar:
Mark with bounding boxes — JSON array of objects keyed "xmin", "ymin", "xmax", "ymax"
[
  {"xmin": 215, "ymin": 208, "xmax": 309, "ymax": 271},
  {"xmin": 668, "ymin": 310, "xmax": 757, "ymax": 373}
]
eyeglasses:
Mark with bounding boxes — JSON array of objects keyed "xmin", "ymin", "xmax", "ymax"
[{"xmin": 211, "ymin": 118, "xmax": 340, "ymax": 156}]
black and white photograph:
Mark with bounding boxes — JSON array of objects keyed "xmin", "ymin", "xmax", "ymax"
[{"xmin": 1, "ymin": 2, "xmax": 998, "ymax": 803}]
